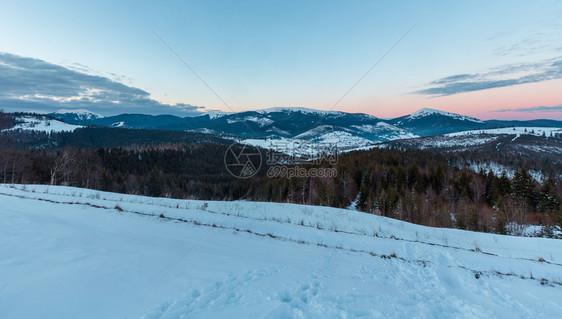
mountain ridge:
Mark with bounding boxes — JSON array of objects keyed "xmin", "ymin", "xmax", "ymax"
[{"xmin": 36, "ymin": 107, "xmax": 562, "ymax": 147}]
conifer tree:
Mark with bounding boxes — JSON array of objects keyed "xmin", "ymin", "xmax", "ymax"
[{"xmin": 147, "ymin": 167, "xmax": 163, "ymax": 197}]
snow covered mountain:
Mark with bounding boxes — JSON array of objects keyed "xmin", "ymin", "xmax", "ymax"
[
  {"xmin": 256, "ymin": 106, "xmax": 350, "ymax": 116},
  {"xmin": 388, "ymin": 107, "xmax": 486, "ymax": 136},
  {"xmin": 407, "ymin": 107, "xmax": 483, "ymax": 122},
  {"xmin": 1, "ymin": 184, "xmax": 561, "ymax": 318},
  {"xmin": 52, "ymin": 109, "xmax": 103, "ymax": 122}
]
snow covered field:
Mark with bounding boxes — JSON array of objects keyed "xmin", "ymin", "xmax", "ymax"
[
  {"xmin": 4, "ymin": 115, "xmax": 83, "ymax": 133},
  {"xmin": 1, "ymin": 184, "xmax": 562, "ymax": 318}
]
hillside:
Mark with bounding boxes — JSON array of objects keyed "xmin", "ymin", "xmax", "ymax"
[
  {"xmin": 1, "ymin": 184, "xmax": 561, "ymax": 318},
  {"xmin": 378, "ymin": 126, "xmax": 562, "ymax": 179}
]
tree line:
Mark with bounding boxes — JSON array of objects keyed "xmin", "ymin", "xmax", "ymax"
[{"xmin": 1, "ymin": 142, "xmax": 560, "ymax": 236}]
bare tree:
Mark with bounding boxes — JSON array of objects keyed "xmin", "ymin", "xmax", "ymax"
[
  {"xmin": 50, "ymin": 150, "xmax": 75, "ymax": 185},
  {"xmin": 339, "ymin": 171, "xmax": 356, "ymax": 201}
]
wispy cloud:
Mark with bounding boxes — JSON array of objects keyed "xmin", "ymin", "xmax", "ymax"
[
  {"xmin": 494, "ymin": 104, "xmax": 562, "ymax": 113},
  {"xmin": 494, "ymin": 31, "xmax": 557, "ymax": 57},
  {"xmin": 416, "ymin": 57, "xmax": 562, "ymax": 96},
  {"xmin": 0, "ymin": 52, "xmax": 206, "ymax": 116},
  {"xmin": 491, "ymin": 20, "xmax": 562, "ymax": 58}
]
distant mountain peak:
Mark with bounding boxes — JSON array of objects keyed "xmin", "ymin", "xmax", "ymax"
[
  {"xmin": 408, "ymin": 108, "xmax": 482, "ymax": 123},
  {"xmin": 206, "ymin": 111, "xmax": 230, "ymax": 119},
  {"xmin": 55, "ymin": 109, "xmax": 103, "ymax": 120},
  {"xmin": 410, "ymin": 107, "xmax": 444, "ymax": 117}
]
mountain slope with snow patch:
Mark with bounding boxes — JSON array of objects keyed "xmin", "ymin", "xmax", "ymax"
[
  {"xmin": 406, "ymin": 107, "xmax": 483, "ymax": 123},
  {"xmin": 390, "ymin": 108, "xmax": 487, "ymax": 136}
]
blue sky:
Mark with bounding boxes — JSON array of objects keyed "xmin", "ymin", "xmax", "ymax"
[{"xmin": 1, "ymin": 0, "xmax": 561, "ymax": 118}]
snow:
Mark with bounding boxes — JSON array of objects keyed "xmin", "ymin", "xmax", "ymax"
[
  {"xmin": 311, "ymin": 131, "xmax": 373, "ymax": 148},
  {"xmin": 351, "ymin": 122, "xmax": 418, "ymax": 140},
  {"xmin": 292, "ymin": 125, "xmax": 341, "ymax": 140},
  {"xmin": 240, "ymin": 125, "xmax": 375, "ymax": 156},
  {"xmin": 409, "ymin": 135, "xmax": 498, "ymax": 150},
  {"xmin": 406, "ymin": 108, "xmax": 483, "ymax": 123},
  {"xmin": 241, "ymin": 132, "xmax": 373, "ymax": 156},
  {"xmin": 111, "ymin": 121, "xmax": 125, "ymax": 127},
  {"xmin": 506, "ymin": 223, "xmax": 562, "ymax": 238},
  {"xmin": 352, "ymin": 122, "xmax": 394, "ymax": 133},
  {"xmin": 346, "ymin": 193, "xmax": 360, "ymax": 211},
  {"xmin": 265, "ymin": 127, "xmax": 291, "ymax": 136},
  {"xmin": 462, "ymin": 161, "xmax": 550, "ymax": 182},
  {"xmin": 446, "ymin": 126, "xmax": 562, "ymax": 138},
  {"xmin": 1, "ymin": 184, "xmax": 562, "ymax": 318},
  {"xmin": 227, "ymin": 116, "xmax": 274, "ymax": 127},
  {"xmin": 256, "ymin": 107, "xmax": 345, "ymax": 116},
  {"xmin": 207, "ymin": 111, "xmax": 230, "ymax": 119},
  {"xmin": 384, "ymin": 126, "xmax": 562, "ymax": 153},
  {"xmin": 5, "ymin": 115, "xmax": 83, "ymax": 133},
  {"xmin": 240, "ymin": 138, "xmax": 340, "ymax": 158},
  {"xmin": 55, "ymin": 109, "xmax": 103, "ymax": 120},
  {"xmin": 241, "ymin": 122, "xmax": 415, "ymax": 156},
  {"xmin": 237, "ymin": 138, "xmax": 285, "ymax": 150},
  {"xmin": 255, "ymin": 107, "xmax": 381, "ymax": 121},
  {"xmin": 519, "ymin": 144, "xmax": 562, "ymax": 159},
  {"xmin": 187, "ymin": 128, "xmax": 216, "ymax": 134}
]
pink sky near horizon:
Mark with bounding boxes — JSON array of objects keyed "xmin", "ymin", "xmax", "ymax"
[{"xmin": 347, "ymin": 78, "xmax": 562, "ymax": 120}]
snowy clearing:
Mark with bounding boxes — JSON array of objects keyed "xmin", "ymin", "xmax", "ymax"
[
  {"xmin": 5, "ymin": 115, "xmax": 83, "ymax": 133},
  {"xmin": 1, "ymin": 184, "xmax": 561, "ymax": 318},
  {"xmin": 461, "ymin": 161, "xmax": 548, "ymax": 182}
]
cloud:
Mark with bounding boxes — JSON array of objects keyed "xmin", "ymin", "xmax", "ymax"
[
  {"xmin": 493, "ymin": 105, "xmax": 562, "ymax": 113},
  {"xmin": 494, "ymin": 32, "xmax": 555, "ymax": 57},
  {"xmin": 415, "ymin": 57, "xmax": 562, "ymax": 96},
  {"xmin": 0, "ymin": 52, "xmax": 206, "ymax": 116}
]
